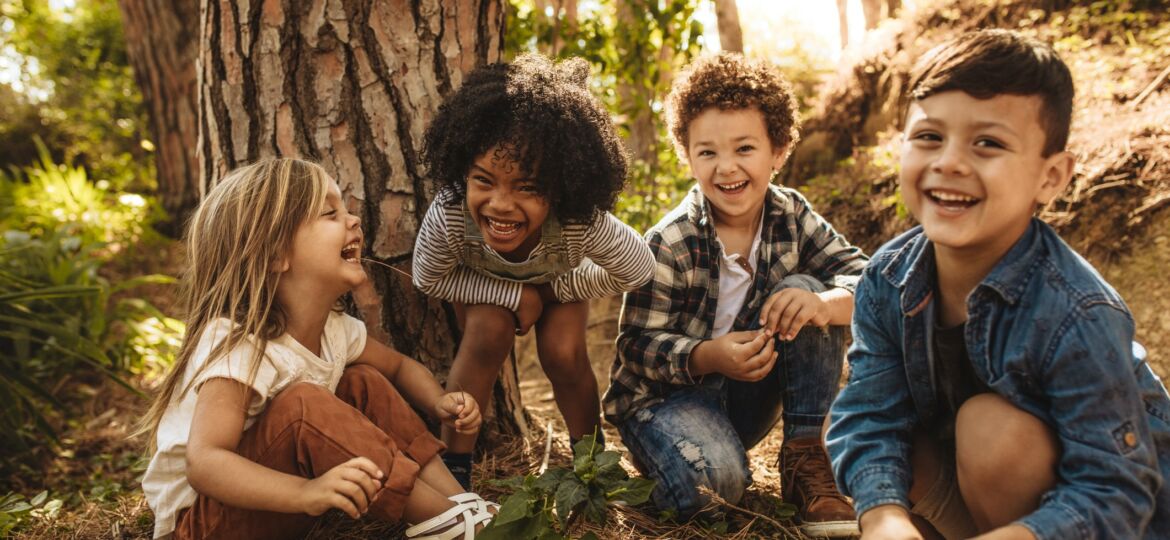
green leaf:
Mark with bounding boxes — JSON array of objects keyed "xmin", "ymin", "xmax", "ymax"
[
  {"xmin": 581, "ymin": 485, "xmax": 608, "ymax": 524},
  {"xmin": 492, "ymin": 493, "xmax": 532, "ymax": 527},
  {"xmin": 554, "ymin": 475, "xmax": 588, "ymax": 521},
  {"xmin": 609, "ymin": 477, "xmax": 655, "ymax": 505},
  {"xmin": 533, "ymin": 467, "xmax": 571, "ymax": 493},
  {"xmin": 477, "ymin": 518, "xmax": 529, "ymax": 540}
]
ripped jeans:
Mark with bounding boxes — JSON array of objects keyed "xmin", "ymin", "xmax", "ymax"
[{"xmin": 615, "ymin": 275, "xmax": 846, "ymax": 516}]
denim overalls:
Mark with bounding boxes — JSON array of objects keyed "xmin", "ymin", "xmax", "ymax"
[{"xmin": 460, "ymin": 204, "xmax": 571, "ymax": 283}]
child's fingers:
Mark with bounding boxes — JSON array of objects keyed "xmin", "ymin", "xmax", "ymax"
[
  {"xmin": 745, "ymin": 351, "xmax": 779, "ymax": 381},
  {"xmin": 766, "ymin": 292, "xmax": 796, "ymax": 334},
  {"xmin": 779, "ymin": 302, "xmax": 807, "ymax": 339},
  {"xmin": 329, "ymin": 492, "xmax": 362, "ymax": 519},
  {"xmin": 344, "ymin": 456, "xmax": 384, "ymax": 481},
  {"xmin": 339, "ymin": 465, "xmax": 381, "ymax": 503},
  {"xmin": 759, "ymin": 292, "xmax": 780, "ymax": 326}
]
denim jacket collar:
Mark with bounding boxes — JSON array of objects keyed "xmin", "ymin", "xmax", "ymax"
[{"xmin": 881, "ymin": 219, "xmax": 1047, "ymax": 313}]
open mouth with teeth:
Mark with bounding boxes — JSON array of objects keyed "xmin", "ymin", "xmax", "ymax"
[
  {"xmin": 341, "ymin": 241, "xmax": 361, "ymax": 263},
  {"xmin": 484, "ymin": 217, "xmax": 524, "ymax": 240},
  {"xmin": 715, "ymin": 180, "xmax": 750, "ymax": 194},
  {"xmin": 926, "ymin": 189, "xmax": 980, "ymax": 210}
]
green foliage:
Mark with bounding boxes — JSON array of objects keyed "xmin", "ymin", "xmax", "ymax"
[
  {"xmin": 0, "ymin": 0, "xmax": 153, "ymax": 191},
  {"xmin": 479, "ymin": 433, "xmax": 656, "ymax": 539},
  {"xmin": 0, "ymin": 151, "xmax": 180, "ymax": 459},
  {"xmin": 0, "ymin": 491, "xmax": 62, "ymax": 536}
]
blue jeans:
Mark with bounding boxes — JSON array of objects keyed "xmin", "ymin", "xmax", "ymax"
[{"xmin": 616, "ymin": 275, "xmax": 846, "ymax": 516}]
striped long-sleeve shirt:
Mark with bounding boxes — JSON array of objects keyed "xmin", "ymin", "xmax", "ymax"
[
  {"xmin": 603, "ymin": 184, "xmax": 869, "ymax": 424},
  {"xmin": 412, "ymin": 189, "xmax": 655, "ymax": 311}
]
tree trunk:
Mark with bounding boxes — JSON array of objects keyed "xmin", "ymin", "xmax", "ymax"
[
  {"xmin": 534, "ymin": 0, "xmax": 578, "ymax": 56},
  {"xmin": 836, "ymin": 0, "xmax": 850, "ymax": 49},
  {"xmin": 713, "ymin": 0, "xmax": 743, "ymax": 53},
  {"xmin": 862, "ymin": 0, "xmax": 882, "ymax": 30},
  {"xmin": 195, "ymin": 0, "xmax": 526, "ymax": 442},
  {"xmin": 118, "ymin": 0, "xmax": 200, "ymax": 234}
]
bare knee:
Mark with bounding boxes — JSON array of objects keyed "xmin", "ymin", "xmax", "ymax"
[
  {"xmin": 460, "ymin": 305, "xmax": 516, "ymax": 360},
  {"xmin": 955, "ymin": 393, "xmax": 1058, "ymax": 490}
]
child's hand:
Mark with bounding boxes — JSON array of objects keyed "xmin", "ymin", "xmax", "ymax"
[
  {"xmin": 693, "ymin": 330, "xmax": 777, "ymax": 381},
  {"xmin": 435, "ymin": 391, "xmax": 481, "ymax": 434},
  {"xmin": 515, "ymin": 284, "xmax": 544, "ymax": 335},
  {"xmin": 760, "ymin": 288, "xmax": 831, "ymax": 341},
  {"xmin": 298, "ymin": 456, "xmax": 383, "ymax": 519}
]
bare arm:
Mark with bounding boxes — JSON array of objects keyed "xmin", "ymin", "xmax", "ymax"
[{"xmin": 353, "ymin": 338, "xmax": 480, "ymax": 433}]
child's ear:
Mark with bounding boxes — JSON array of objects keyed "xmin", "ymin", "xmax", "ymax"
[
  {"xmin": 770, "ymin": 143, "xmax": 792, "ymax": 171},
  {"xmin": 272, "ymin": 255, "xmax": 290, "ymax": 274},
  {"xmin": 1036, "ymin": 150, "xmax": 1076, "ymax": 205}
]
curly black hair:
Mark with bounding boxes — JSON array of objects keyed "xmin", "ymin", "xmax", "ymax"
[
  {"xmin": 421, "ymin": 53, "xmax": 628, "ymax": 223},
  {"xmin": 665, "ymin": 52, "xmax": 800, "ymax": 161}
]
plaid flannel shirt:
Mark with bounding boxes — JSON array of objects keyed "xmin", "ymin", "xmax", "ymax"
[{"xmin": 603, "ymin": 184, "xmax": 869, "ymax": 425}]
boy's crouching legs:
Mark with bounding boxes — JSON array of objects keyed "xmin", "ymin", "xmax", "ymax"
[
  {"xmin": 617, "ymin": 390, "xmax": 751, "ymax": 518},
  {"xmin": 955, "ymin": 393, "xmax": 1059, "ymax": 531}
]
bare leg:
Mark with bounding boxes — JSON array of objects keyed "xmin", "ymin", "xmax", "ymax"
[
  {"xmin": 535, "ymin": 301, "xmax": 600, "ymax": 440},
  {"xmin": 444, "ymin": 304, "xmax": 516, "ymax": 454},
  {"xmin": 955, "ymin": 393, "xmax": 1059, "ymax": 530},
  {"xmin": 907, "ymin": 431, "xmax": 946, "ymax": 540},
  {"xmin": 416, "ymin": 454, "xmax": 465, "ymax": 496}
]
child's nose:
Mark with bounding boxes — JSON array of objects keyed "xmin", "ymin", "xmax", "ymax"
[
  {"xmin": 488, "ymin": 192, "xmax": 517, "ymax": 212},
  {"xmin": 347, "ymin": 213, "xmax": 361, "ymax": 228},
  {"xmin": 931, "ymin": 143, "xmax": 971, "ymax": 176}
]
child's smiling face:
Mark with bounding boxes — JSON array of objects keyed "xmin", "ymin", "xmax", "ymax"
[
  {"xmin": 900, "ymin": 91, "xmax": 1073, "ymax": 258},
  {"xmin": 465, "ymin": 145, "xmax": 551, "ymax": 260},
  {"xmin": 685, "ymin": 107, "xmax": 788, "ymax": 225},
  {"xmin": 281, "ymin": 180, "xmax": 366, "ymax": 298}
]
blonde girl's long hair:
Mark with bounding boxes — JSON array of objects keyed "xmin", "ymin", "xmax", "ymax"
[{"xmin": 136, "ymin": 158, "xmax": 331, "ymax": 450}]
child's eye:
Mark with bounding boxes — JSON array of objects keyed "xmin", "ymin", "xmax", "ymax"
[
  {"xmin": 696, "ymin": 149, "xmax": 715, "ymax": 158},
  {"xmin": 910, "ymin": 131, "xmax": 942, "ymax": 143},
  {"xmin": 517, "ymin": 184, "xmax": 540, "ymax": 194},
  {"xmin": 321, "ymin": 209, "xmax": 337, "ymax": 218},
  {"xmin": 470, "ymin": 175, "xmax": 492, "ymax": 186},
  {"xmin": 737, "ymin": 145, "xmax": 755, "ymax": 153},
  {"xmin": 974, "ymin": 138, "xmax": 1006, "ymax": 150}
]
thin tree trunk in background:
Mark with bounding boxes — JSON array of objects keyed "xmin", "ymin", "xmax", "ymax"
[
  {"xmin": 886, "ymin": 0, "xmax": 901, "ymax": 18},
  {"xmin": 713, "ymin": 0, "xmax": 743, "ymax": 53},
  {"xmin": 535, "ymin": 0, "xmax": 578, "ymax": 55},
  {"xmin": 837, "ymin": 0, "xmax": 850, "ymax": 49},
  {"xmin": 118, "ymin": 0, "xmax": 199, "ymax": 234},
  {"xmin": 616, "ymin": 0, "xmax": 658, "ymax": 166},
  {"xmin": 196, "ymin": 0, "xmax": 527, "ymax": 441},
  {"xmin": 862, "ymin": 0, "xmax": 882, "ymax": 29}
]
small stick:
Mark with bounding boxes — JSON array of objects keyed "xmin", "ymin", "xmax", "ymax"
[
  {"xmin": 361, "ymin": 257, "xmax": 413, "ymax": 280},
  {"xmin": 537, "ymin": 421, "xmax": 553, "ymax": 475}
]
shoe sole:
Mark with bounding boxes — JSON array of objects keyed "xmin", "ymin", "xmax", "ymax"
[{"xmin": 799, "ymin": 520, "xmax": 860, "ymax": 538}]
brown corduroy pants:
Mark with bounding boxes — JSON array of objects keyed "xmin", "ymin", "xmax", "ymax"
[{"xmin": 174, "ymin": 364, "xmax": 445, "ymax": 540}]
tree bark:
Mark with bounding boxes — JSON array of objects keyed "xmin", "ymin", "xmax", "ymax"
[
  {"xmin": 712, "ymin": 0, "xmax": 743, "ymax": 53},
  {"xmin": 195, "ymin": 0, "xmax": 526, "ymax": 441},
  {"xmin": 118, "ymin": 0, "xmax": 200, "ymax": 233},
  {"xmin": 837, "ymin": 0, "xmax": 850, "ymax": 49}
]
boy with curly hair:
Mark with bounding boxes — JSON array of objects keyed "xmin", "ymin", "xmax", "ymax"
[
  {"xmin": 413, "ymin": 53, "xmax": 654, "ymax": 490},
  {"xmin": 827, "ymin": 30, "xmax": 1170, "ymax": 539},
  {"xmin": 603, "ymin": 52, "xmax": 868, "ymax": 537}
]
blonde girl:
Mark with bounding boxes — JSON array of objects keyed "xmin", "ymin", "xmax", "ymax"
[{"xmin": 139, "ymin": 159, "xmax": 495, "ymax": 540}]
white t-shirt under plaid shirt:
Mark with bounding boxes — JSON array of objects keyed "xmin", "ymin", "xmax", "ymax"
[{"xmin": 141, "ymin": 311, "xmax": 367, "ymax": 539}]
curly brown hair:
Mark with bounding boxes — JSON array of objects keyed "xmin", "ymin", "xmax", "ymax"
[
  {"xmin": 665, "ymin": 52, "xmax": 800, "ymax": 161},
  {"xmin": 421, "ymin": 53, "xmax": 628, "ymax": 223}
]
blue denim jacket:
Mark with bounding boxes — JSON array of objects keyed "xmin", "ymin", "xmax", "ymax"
[{"xmin": 827, "ymin": 219, "xmax": 1170, "ymax": 539}]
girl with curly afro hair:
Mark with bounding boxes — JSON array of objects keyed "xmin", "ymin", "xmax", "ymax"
[{"xmin": 412, "ymin": 53, "xmax": 654, "ymax": 488}]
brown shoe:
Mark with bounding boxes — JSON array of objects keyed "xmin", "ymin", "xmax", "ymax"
[{"xmin": 780, "ymin": 437, "xmax": 859, "ymax": 538}]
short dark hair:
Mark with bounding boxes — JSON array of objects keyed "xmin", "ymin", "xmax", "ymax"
[
  {"xmin": 907, "ymin": 29, "xmax": 1074, "ymax": 156},
  {"xmin": 665, "ymin": 52, "xmax": 800, "ymax": 160},
  {"xmin": 421, "ymin": 53, "xmax": 627, "ymax": 223}
]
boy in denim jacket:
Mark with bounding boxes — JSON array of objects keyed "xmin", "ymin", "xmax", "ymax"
[
  {"xmin": 604, "ymin": 53, "xmax": 869, "ymax": 538},
  {"xmin": 827, "ymin": 29, "xmax": 1170, "ymax": 540}
]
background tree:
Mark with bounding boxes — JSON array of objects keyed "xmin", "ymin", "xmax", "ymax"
[
  {"xmin": 713, "ymin": 0, "xmax": 742, "ymax": 53},
  {"xmin": 117, "ymin": 0, "xmax": 199, "ymax": 231},
  {"xmin": 196, "ymin": 0, "xmax": 527, "ymax": 440}
]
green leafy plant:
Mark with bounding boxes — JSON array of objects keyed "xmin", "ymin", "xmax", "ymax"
[
  {"xmin": 0, "ymin": 491, "xmax": 62, "ymax": 536},
  {"xmin": 479, "ymin": 434, "xmax": 656, "ymax": 539},
  {"xmin": 0, "ymin": 151, "xmax": 179, "ymax": 460}
]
